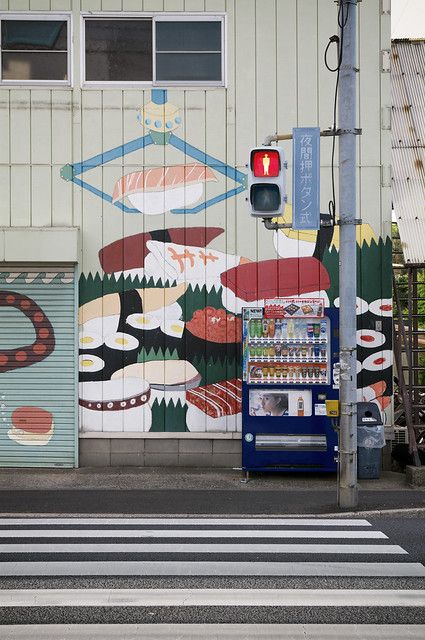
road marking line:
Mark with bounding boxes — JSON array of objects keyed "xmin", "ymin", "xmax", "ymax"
[
  {"xmin": 0, "ymin": 529, "xmax": 387, "ymax": 539},
  {"xmin": 0, "ymin": 543, "xmax": 405, "ymax": 554},
  {"xmin": 1, "ymin": 561, "xmax": 423, "ymax": 577},
  {"xmin": 2, "ymin": 625, "xmax": 425, "ymax": 640},
  {"xmin": 0, "ymin": 588, "xmax": 424, "ymax": 608},
  {"xmin": 0, "ymin": 518, "xmax": 372, "ymax": 526}
]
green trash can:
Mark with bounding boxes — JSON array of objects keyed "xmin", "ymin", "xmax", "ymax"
[{"xmin": 357, "ymin": 402, "xmax": 385, "ymax": 480}]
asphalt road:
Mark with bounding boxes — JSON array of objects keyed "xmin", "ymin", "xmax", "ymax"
[
  {"xmin": 2, "ymin": 488, "xmax": 425, "ymax": 514},
  {"xmin": 0, "ymin": 514, "xmax": 424, "ymax": 629}
]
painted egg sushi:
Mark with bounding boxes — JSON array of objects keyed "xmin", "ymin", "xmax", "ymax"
[{"xmin": 112, "ymin": 164, "xmax": 217, "ymax": 215}]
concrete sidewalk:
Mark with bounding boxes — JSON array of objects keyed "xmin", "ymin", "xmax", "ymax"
[
  {"xmin": 0, "ymin": 467, "xmax": 414, "ymax": 492},
  {"xmin": 0, "ymin": 468, "xmax": 424, "ymax": 515}
]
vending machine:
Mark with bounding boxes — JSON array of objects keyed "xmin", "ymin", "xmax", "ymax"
[{"xmin": 242, "ymin": 298, "xmax": 339, "ymax": 473}]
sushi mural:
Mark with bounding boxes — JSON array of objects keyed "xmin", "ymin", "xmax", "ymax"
[{"xmin": 63, "ymin": 89, "xmax": 392, "ymax": 434}]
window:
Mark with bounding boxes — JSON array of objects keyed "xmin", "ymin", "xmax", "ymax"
[
  {"xmin": 83, "ymin": 15, "xmax": 225, "ymax": 86},
  {"xmin": 0, "ymin": 15, "xmax": 71, "ymax": 84}
]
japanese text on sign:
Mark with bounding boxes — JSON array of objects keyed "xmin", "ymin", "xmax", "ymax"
[{"xmin": 292, "ymin": 127, "xmax": 320, "ymax": 230}]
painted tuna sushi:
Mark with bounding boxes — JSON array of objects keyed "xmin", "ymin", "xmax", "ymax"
[
  {"xmin": 112, "ymin": 164, "xmax": 218, "ymax": 215},
  {"xmin": 220, "ymin": 257, "xmax": 331, "ymax": 314},
  {"xmin": 99, "ymin": 227, "xmax": 224, "ymax": 275}
]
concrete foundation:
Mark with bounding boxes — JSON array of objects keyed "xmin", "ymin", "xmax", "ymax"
[
  {"xmin": 79, "ymin": 437, "xmax": 241, "ymax": 468},
  {"xmin": 406, "ymin": 465, "xmax": 425, "ymax": 487}
]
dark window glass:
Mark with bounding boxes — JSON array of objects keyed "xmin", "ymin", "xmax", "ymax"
[
  {"xmin": 156, "ymin": 53, "xmax": 222, "ymax": 82},
  {"xmin": 155, "ymin": 21, "xmax": 222, "ymax": 83},
  {"xmin": 156, "ymin": 21, "xmax": 221, "ymax": 52},
  {"xmin": 1, "ymin": 20, "xmax": 68, "ymax": 81},
  {"xmin": 1, "ymin": 20, "xmax": 67, "ymax": 50},
  {"xmin": 85, "ymin": 19, "xmax": 152, "ymax": 82}
]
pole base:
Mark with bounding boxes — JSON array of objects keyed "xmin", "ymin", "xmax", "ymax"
[{"xmin": 338, "ymin": 485, "xmax": 359, "ymax": 510}]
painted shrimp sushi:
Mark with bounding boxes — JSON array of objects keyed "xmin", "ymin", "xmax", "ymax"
[{"xmin": 112, "ymin": 164, "xmax": 218, "ymax": 215}]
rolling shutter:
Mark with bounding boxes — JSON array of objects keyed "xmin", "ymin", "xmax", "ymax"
[{"xmin": 0, "ymin": 265, "xmax": 77, "ymax": 468}]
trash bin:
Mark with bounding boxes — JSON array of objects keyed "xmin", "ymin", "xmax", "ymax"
[{"xmin": 357, "ymin": 402, "xmax": 385, "ymax": 479}]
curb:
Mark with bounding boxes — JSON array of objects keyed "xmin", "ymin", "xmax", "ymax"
[{"xmin": 1, "ymin": 507, "xmax": 425, "ymax": 518}]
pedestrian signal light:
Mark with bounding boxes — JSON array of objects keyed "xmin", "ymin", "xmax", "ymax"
[
  {"xmin": 251, "ymin": 149, "xmax": 280, "ymax": 177},
  {"xmin": 247, "ymin": 146, "xmax": 286, "ymax": 217}
]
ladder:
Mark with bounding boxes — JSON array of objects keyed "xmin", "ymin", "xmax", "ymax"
[{"xmin": 393, "ymin": 261, "xmax": 425, "ymax": 466}]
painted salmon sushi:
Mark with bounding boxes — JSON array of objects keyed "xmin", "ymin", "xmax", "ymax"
[
  {"xmin": 99, "ymin": 227, "xmax": 224, "ymax": 275},
  {"xmin": 112, "ymin": 164, "xmax": 218, "ymax": 215}
]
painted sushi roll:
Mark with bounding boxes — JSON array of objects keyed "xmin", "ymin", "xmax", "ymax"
[
  {"xmin": 99, "ymin": 227, "xmax": 224, "ymax": 276},
  {"xmin": 186, "ymin": 379, "xmax": 242, "ymax": 433},
  {"xmin": 111, "ymin": 360, "xmax": 201, "ymax": 405},
  {"xmin": 220, "ymin": 258, "xmax": 330, "ymax": 315},
  {"xmin": 79, "ymin": 379, "xmax": 152, "ymax": 432},
  {"xmin": 144, "ymin": 241, "xmax": 251, "ymax": 290},
  {"xmin": 112, "ymin": 164, "xmax": 217, "ymax": 215},
  {"xmin": 361, "ymin": 350, "xmax": 393, "ymax": 372},
  {"xmin": 356, "ymin": 329, "xmax": 385, "ymax": 349},
  {"xmin": 368, "ymin": 299, "xmax": 393, "ymax": 317}
]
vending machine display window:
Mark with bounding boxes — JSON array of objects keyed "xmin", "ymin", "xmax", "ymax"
[{"xmin": 249, "ymin": 389, "xmax": 312, "ymax": 417}]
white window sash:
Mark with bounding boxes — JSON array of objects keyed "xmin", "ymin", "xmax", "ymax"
[
  {"xmin": 0, "ymin": 12, "xmax": 72, "ymax": 87},
  {"xmin": 80, "ymin": 12, "xmax": 226, "ymax": 89}
]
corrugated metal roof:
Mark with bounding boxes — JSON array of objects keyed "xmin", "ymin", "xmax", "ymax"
[{"xmin": 392, "ymin": 39, "xmax": 425, "ymax": 264}]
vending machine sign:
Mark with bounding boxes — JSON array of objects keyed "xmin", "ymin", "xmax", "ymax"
[{"xmin": 264, "ymin": 298, "xmax": 324, "ymax": 318}]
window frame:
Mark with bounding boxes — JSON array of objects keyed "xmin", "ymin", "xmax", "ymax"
[
  {"xmin": 0, "ymin": 12, "xmax": 72, "ymax": 87},
  {"xmin": 81, "ymin": 12, "xmax": 226, "ymax": 88}
]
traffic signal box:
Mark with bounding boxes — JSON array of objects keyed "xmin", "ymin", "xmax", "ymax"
[{"xmin": 248, "ymin": 146, "xmax": 286, "ymax": 217}]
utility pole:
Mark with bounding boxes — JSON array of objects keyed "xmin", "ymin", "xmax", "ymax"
[{"xmin": 338, "ymin": 0, "xmax": 359, "ymax": 509}]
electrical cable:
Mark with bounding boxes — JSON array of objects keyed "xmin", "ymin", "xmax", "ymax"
[{"xmin": 323, "ymin": 1, "xmax": 348, "ymax": 226}]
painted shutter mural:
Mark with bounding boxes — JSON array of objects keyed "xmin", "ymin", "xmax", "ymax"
[{"xmin": 0, "ymin": 266, "xmax": 77, "ymax": 468}]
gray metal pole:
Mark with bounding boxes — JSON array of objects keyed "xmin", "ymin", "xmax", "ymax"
[{"xmin": 338, "ymin": 0, "xmax": 359, "ymax": 509}]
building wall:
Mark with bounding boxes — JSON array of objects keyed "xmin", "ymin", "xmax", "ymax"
[{"xmin": 0, "ymin": 0, "xmax": 392, "ymax": 466}]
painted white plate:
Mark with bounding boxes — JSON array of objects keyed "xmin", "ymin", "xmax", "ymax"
[{"xmin": 356, "ymin": 329, "xmax": 385, "ymax": 349}]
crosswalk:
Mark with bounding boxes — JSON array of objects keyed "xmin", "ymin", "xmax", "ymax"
[{"xmin": 1, "ymin": 516, "xmax": 425, "ymax": 637}]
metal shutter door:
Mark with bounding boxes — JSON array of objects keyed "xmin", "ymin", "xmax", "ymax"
[{"xmin": 0, "ymin": 266, "xmax": 77, "ymax": 468}]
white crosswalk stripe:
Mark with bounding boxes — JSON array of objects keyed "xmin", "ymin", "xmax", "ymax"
[{"xmin": 0, "ymin": 516, "xmax": 424, "ymax": 634}]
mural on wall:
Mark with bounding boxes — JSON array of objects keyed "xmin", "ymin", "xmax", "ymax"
[
  {"xmin": 0, "ymin": 286, "xmax": 57, "ymax": 448},
  {"xmin": 0, "ymin": 291, "xmax": 55, "ymax": 374},
  {"xmin": 62, "ymin": 89, "xmax": 392, "ymax": 434}
]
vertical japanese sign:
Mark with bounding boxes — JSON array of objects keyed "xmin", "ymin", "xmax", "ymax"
[{"xmin": 292, "ymin": 127, "xmax": 320, "ymax": 230}]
